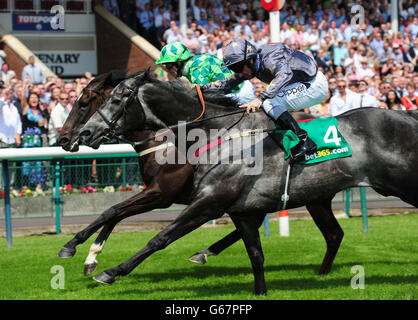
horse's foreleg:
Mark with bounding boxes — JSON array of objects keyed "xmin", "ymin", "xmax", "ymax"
[
  {"xmin": 93, "ymin": 194, "xmax": 227, "ymax": 285},
  {"xmin": 189, "ymin": 214, "xmax": 266, "ymax": 264},
  {"xmin": 82, "ymin": 186, "xmax": 177, "ymax": 275},
  {"xmin": 57, "ymin": 187, "xmax": 170, "ymax": 260},
  {"xmin": 306, "ymin": 198, "xmax": 344, "ymax": 275},
  {"xmin": 83, "ymin": 219, "xmax": 118, "ymax": 276},
  {"xmin": 230, "ymin": 214, "xmax": 267, "ymax": 295}
]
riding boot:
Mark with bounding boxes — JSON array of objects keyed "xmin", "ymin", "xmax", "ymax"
[{"xmin": 275, "ymin": 111, "xmax": 317, "ymax": 162}]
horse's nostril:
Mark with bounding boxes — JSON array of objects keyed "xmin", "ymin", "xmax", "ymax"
[
  {"xmin": 79, "ymin": 129, "xmax": 91, "ymax": 137},
  {"xmin": 103, "ymin": 128, "xmax": 110, "ymax": 134},
  {"xmin": 58, "ymin": 137, "xmax": 69, "ymax": 146}
]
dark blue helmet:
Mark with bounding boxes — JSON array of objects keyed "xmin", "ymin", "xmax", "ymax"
[{"xmin": 223, "ymin": 39, "xmax": 258, "ymax": 73}]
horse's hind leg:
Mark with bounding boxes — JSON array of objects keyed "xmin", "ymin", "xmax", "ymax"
[
  {"xmin": 189, "ymin": 214, "xmax": 266, "ymax": 264},
  {"xmin": 189, "ymin": 230, "xmax": 241, "ymax": 264},
  {"xmin": 306, "ymin": 197, "xmax": 344, "ymax": 275}
]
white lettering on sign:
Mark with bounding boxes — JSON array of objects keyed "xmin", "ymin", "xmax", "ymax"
[{"xmin": 18, "ymin": 15, "xmax": 54, "ymax": 24}]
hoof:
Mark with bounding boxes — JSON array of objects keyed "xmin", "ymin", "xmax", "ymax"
[
  {"xmin": 93, "ymin": 271, "xmax": 115, "ymax": 285},
  {"xmin": 318, "ymin": 270, "xmax": 330, "ymax": 276},
  {"xmin": 188, "ymin": 253, "xmax": 208, "ymax": 265},
  {"xmin": 57, "ymin": 246, "xmax": 76, "ymax": 258},
  {"xmin": 84, "ymin": 261, "xmax": 98, "ymax": 276}
]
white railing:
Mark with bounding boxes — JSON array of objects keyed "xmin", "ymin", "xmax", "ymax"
[
  {"xmin": 0, "ymin": 144, "xmax": 136, "ymax": 161},
  {"xmin": 1, "ymin": 144, "xmax": 137, "ymax": 248}
]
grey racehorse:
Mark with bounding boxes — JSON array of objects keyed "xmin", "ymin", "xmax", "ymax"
[{"xmin": 78, "ymin": 71, "xmax": 418, "ymax": 295}]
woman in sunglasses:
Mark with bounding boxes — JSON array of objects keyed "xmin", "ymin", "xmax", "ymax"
[
  {"xmin": 155, "ymin": 41, "xmax": 255, "ymax": 104},
  {"xmin": 202, "ymin": 39, "xmax": 328, "ymax": 162}
]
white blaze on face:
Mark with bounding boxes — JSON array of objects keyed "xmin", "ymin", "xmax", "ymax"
[{"xmin": 84, "ymin": 241, "xmax": 105, "ymax": 265}]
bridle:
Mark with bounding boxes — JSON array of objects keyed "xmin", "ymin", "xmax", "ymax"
[{"xmin": 95, "ymin": 81, "xmax": 138, "ymax": 143}]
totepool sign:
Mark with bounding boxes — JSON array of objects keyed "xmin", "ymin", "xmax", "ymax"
[{"xmin": 12, "ymin": 12, "xmax": 64, "ymax": 31}]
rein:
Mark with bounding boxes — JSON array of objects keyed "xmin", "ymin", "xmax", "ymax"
[
  {"xmin": 194, "ymin": 84, "xmax": 206, "ymax": 121},
  {"xmin": 129, "ymin": 108, "xmax": 248, "ymax": 148},
  {"xmin": 98, "ymin": 81, "xmax": 249, "ymax": 149},
  {"xmin": 142, "ymin": 84, "xmax": 208, "ymax": 144}
]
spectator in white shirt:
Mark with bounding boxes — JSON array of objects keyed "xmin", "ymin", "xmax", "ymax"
[
  {"xmin": 1, "ymin": 63, "xmax": 16, "ymax": 84},
  {"xmin": 48, "ymin": 92, "xmax": 70, "ymax": 146},
  {"xmin": 166, "ymin": 25, "xmax": 183, "ymax": 44},
  {"xmin": 0, "ymin": 88, "xmax": 22, "ymax": 148},
  {"xmin": 233, "ymin": 18, "xmax": 252, "ymax": 38},
  {"xmin": 154, "ymin": 6, "xmax": 170, "ymax": 29},
  {"xmin": 304, "ymin": 21, "xmax": 320, "ymax": 54},
  {"xmin": 358, "ymin": 79, "xmax": 379, "ymax": 108},
  {"xmin": 21, "ymin": 56, "xmax": 45, "ymax": 85},
  {"xmin": 358, "ymin": 58, "xmax": 375, "ymax": 78},
  {"xmin": 280, "ymin": 23, "xmax": 294, "ymax": 44},
  {"xmin": 329, "ymin": 79, "xmax": 361, "ymax": 116}
]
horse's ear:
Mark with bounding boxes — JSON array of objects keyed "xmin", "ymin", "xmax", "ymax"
[{"xmin": 145, "ymin": 67, "xmax": 151, "ymax": 79}]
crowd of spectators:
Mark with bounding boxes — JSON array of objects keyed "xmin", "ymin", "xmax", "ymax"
[
  {"xmin": 105, "ymin": 0, "xmax": 418, "ymax": 116},
  {"xmin": 0, "ymin": 55, "xmax": 92, "ymax": 150},
  {"xmin": 0, "ymin": 54, "xmax": 94, "ymax": 190}
]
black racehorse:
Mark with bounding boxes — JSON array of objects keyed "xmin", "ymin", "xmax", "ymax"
[
  {"xmin": 57, "ymin": 70, "xmax": 316, "ymax": 276},
  {"xmin": 78, "ymin": 70, "xmax": 418, "ymax": 295}
]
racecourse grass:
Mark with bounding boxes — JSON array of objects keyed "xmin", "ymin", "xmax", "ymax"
[{"xmin": 0, "ymin": 213, "xmax": 417, "ymax": 300}]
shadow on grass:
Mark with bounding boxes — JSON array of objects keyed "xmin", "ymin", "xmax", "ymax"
[{"xmin": 78, "ymin": 260, "xmax": 418, "ymax": 297}]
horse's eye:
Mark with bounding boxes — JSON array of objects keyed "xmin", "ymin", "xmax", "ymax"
[{"xmin": 79, "ymin": 102, "xmax": 88, "ymax": 109}]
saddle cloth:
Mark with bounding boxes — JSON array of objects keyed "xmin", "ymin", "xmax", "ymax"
[{"xmin": 276, "ymin": 117, "xmax": 352, "ymax": 164}]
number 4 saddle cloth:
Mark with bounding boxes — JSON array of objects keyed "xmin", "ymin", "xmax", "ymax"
[{"xmin": 276, "ymin": 117, "xmax": 352, "ymax": 164}]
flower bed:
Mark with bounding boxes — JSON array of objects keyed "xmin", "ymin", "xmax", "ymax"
[
  {"xmin": 0, "ymin": 184, "xmax": 147, "ymax": 218},
  {"xmin": 0, "ymin": 184, "xmax": 146, "ymax": 199}
]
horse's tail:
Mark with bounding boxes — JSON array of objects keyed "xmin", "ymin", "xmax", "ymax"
[{"xmin": 406, "ymin": 110, "xmax": 418, "ymax": 122}]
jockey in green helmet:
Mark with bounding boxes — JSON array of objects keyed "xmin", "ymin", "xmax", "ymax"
[{"xmin": 155, "ymin": 41, "xmax": 255, "ymax": 103}]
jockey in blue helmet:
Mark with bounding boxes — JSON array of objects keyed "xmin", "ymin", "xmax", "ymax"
[{"xmin": 202, "ymin": 39, "xmax": 329, "ymax": 162}]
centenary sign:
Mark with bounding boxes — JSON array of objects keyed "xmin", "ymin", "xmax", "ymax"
[{"xmin": 35, "ymin": 52, "xmax": 97, "ymax": 76}]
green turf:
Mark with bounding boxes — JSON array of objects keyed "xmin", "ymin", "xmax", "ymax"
[{"xmin": 0, "ymin": 214, "xmax": 417, "ymax": 300}]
